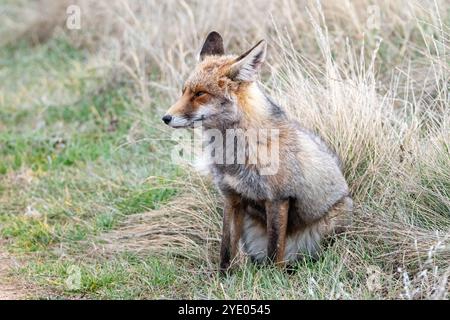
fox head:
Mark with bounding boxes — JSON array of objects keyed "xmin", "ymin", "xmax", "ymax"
[{"xmin": 162, "ymin": 31, "xmax": 267, "ymax": 129}]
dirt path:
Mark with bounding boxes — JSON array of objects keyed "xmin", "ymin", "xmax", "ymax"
[{"xmin": 0, "ymin": 245, "xmax": 26, "ymax": 300}]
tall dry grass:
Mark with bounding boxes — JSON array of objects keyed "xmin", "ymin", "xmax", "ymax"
[{"xmin": 2, "ymin": 0, "xmax": 449, "ymax": 298}]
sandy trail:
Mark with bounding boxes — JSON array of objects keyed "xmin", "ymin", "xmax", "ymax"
[{"xmin": 0, "ymin": 245, "xmax": 26, "ymax": 300}]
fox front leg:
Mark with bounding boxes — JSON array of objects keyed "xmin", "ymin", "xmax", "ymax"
[
  {"xmin": 265, "ymin": 199, "xmax": 289, "ymax": 265},
  {"xmin": 219, "ymin": 196, "xmax": 244, "ymax": 273}
]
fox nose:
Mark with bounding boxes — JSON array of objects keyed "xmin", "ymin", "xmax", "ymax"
[{"xmin": 162, "ymin": 115, "xmax": 172, "ymax": 125}]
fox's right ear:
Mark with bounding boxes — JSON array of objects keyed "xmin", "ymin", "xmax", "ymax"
[
  {"xmin": 199, "ymin": 31, "xmax": 224, "ymax": 61},
  {"xmin": 228, "ymin": 40, "xmax": 266, "ymax": 82}
]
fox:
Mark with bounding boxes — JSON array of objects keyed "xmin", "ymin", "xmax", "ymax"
[{"xmin": 162, "ymin": 31, "xmax": 352, "ymax": 272}]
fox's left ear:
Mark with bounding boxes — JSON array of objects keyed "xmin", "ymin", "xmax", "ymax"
[
  {"xmin": 229, "ymin": 40, "xmax": 267, "ymax": 82},
  {"xmin": 199, "ymin": 31, "xmax": 225, "ymax": 61}
]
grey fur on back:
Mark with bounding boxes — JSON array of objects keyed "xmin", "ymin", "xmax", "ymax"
[{"xmin": 204, "ymin": 100, "xmax": 349, "ymax": 222}]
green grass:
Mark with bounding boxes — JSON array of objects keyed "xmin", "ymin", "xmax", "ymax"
[
  {"xmin": 0, "ymin": 38, "xmax": 183, "ymax": 298},
  {"xmin": 0, "ymin": 215, "xmax": 55, "ymax": 252},
  {"xmin": 20, "ymin": 253, "xmax": 186, "ymax": 299},
  {"xmin": 14, "ymin": 240, "xmax": 385, "ymax": 299},
  {"xmin": 1, "ymin": 18, "xmax": 448, "ymax": 299}
]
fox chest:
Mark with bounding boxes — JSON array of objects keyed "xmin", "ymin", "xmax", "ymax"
[{"xmin": 211, "ymin": 165, "xmax": 272, "ymax": 201}]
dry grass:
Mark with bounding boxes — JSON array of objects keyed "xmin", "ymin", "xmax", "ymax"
[
  {"xmin": 99, "ymin": 173, "xmax": 222, "ymax": 263},
  {"xmin": 1, "ymin": 0, "xmax": 449, "ymax": 299}
]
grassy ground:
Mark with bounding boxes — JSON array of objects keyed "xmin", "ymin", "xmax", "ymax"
[
  {"xmin": 0, "ymin": 38, "xmax": 184, "ymax": 298},
  {"xmin": 0, "ymin": 38, "xmax": 364, "ymax": 300},
  {"xmin": 0, "ymin": 0, "xmax": 449, "ymax": 299}
]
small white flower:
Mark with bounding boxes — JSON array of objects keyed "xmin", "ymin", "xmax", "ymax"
[{"xmin": 24, "ymin": 205, "xmax": 41, "ymax": 219}]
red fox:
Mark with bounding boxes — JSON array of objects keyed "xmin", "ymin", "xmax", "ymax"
[{"xmin": 163, "ymin": 32, "xmax": 352, "ymax": 271}]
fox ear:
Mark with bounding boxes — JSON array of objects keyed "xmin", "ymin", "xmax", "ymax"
[
  {"xmin": 199, "ymin": 31, "xmax": 224, "ymax": 61},
  {"xmin": 229, "ymin": 40, "xmax": 267, "ymax": 82}
]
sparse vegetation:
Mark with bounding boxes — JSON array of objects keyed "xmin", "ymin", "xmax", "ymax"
[{"xmin": 0, "ymin": 0, "xmax": 448, "ymax": 299}]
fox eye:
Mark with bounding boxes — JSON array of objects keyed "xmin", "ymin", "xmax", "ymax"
[{"xmin": 194, "ymin": 91, "xmax": 206, "ymax": 98}]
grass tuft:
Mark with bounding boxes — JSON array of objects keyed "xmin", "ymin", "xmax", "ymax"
[{"xmin": 0, "ymin": 0, "xmax": 448, "ymax": 299}]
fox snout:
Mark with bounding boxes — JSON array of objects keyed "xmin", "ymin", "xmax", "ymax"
[
  {"xmin": 161, "ymin": 112, "xmax": 187, "ymax": 127},
  {"xmin": 162, "ymin": 95, "xmax": 192, "ymax": 128},
  {"xmin": 161, "ymin": 114, "xmax": 172, "ymax": 124},
  {"xmin": 162, "ymin": 88, "xmax": 210, "ymax": 128}
]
